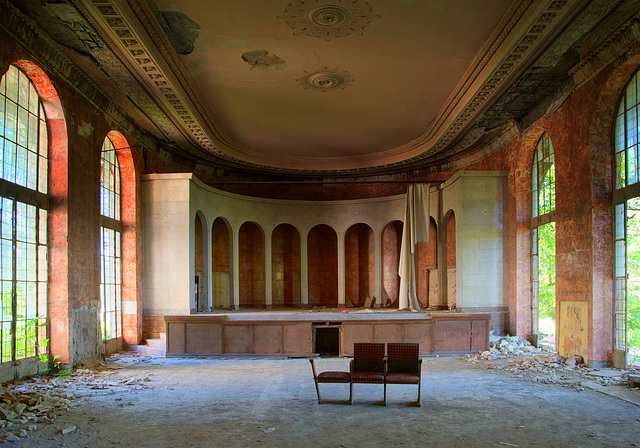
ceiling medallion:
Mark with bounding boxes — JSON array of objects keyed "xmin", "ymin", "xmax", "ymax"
[
  {"xmin": 300, "ymin": 69, "xmax": 351, "ymax": 91},
  {"xmin": 278, "ymin": 0, "xmax": 381, "ymax": 41}
]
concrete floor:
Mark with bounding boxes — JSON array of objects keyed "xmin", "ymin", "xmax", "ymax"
[{"xmin": 11, "ymin": 355, "xmax": 640, "ymax": 448}]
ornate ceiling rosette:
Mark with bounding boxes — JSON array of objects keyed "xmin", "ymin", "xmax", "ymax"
[
  {"xmin": 300, "ymin": 68, "xmax": 352, "ymax": 91},
  {"xmin": 277, "ymin": 0, "xmax": 381, "ymax": 41}
]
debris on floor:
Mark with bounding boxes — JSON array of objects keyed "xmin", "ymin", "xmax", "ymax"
[
  {"xmin": 0, "ymin": 360, "xmax": 154, "ymax": 443},
  {"xmin": 463, "ymin": 334, "xmax": 636, "ymax": 392}
]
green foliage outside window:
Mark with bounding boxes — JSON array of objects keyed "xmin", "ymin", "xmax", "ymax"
[
  {"xmin": 537, "ymin": 222, "xmax": 556, "ymax": 323},
  {"xmin": 625, "ymin": 203, "xmax": 640, "ymax": 348}
]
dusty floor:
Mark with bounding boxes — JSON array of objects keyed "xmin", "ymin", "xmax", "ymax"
[{"xmin": 0, "ymin": 353, "xmax": 639, "ymax": 447}]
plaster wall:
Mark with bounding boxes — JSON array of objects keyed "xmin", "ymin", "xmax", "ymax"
[
  {"xmin": 142, "ymin": 176, "xmax": 191, "ymax": 314},
  {"xmin": 440, "ymin": 171, "xmax": 509, "ymax": 311}
]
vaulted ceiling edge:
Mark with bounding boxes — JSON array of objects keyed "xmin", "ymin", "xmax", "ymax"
[{"xmin": 78, "ymin": 0, "xmax": 585, "ymax": 173}]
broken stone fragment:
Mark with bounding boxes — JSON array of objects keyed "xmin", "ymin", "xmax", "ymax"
[
  {"xmin": 56, "ymin": 426, "xmax": 76, "ymax": 435},
  {"xmin": 0, "ymin": 406, "xmax": 17, "ymax": 421}
]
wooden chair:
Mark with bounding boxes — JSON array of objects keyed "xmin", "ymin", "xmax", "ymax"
[
  {"xmin": 350, "ymin": 342, "xmax": 386, "ymax": 405},
  {"xmin": 385, "ymin": 342, "xmax": 422, "ymax": 406},
  {"xmin": 309, "ymin": 359, "xmax": 351, "ymax": 404}
]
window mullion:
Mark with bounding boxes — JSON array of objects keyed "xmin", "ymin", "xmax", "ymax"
[{"xmin": 10, "ymin": 198, "xmax": 16, "ymax": 362}]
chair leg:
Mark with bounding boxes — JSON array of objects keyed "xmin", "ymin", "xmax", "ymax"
[
  {"xmin": 314, "ymin": 380, "xmax": 323, "ymax": 404},
  {"xmin": 383, "ymin": 382, "xmax": 387, "ymax": 406},
  {"xmin": 350, "ymin": 383, "xmax": 354, "ymax": 405},
  {"xmin": 416, "ymin": 378, "xmax": 421, "ymax": 407}
]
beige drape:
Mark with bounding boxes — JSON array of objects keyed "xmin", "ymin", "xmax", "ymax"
[{"xmin": 398, "ymin": 184, "xmax": 430, "ymax": 310}]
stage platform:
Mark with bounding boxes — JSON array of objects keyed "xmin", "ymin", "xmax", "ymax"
[{"xmin": 164, "ymin": 309, "xmax": 491, "ymax": 358}]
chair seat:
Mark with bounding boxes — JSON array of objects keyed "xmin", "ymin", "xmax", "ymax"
[
  {"xmin": 385, "ymin": 372, "xmax": 420, "ymax": 384},
  {"xmin": 352, "ymin": 372, "xmax": 385, "ymax": 383},
  {"xmin": 317, "ymin": 371, "xmax": 351, "ymax": 383}
]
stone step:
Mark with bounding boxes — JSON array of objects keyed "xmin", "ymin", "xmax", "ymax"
[
  {"xmin": 146, "ymin": 338, "xmax": 166, "ymax": 350},
  {"xmin": 127, "ymin": 343, "xmax": 165, "ymax": 357}
]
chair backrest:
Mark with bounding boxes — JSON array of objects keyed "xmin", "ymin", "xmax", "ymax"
[
  {"xmin": 387, "ymin": 343, "xmax": 419, "ymax": 374},
  {"xmin": 353, "ymin": 342, "xmax": 385, "ymax": 374}
]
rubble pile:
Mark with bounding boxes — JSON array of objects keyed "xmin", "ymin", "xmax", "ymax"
[
  {"xmin": 463, "ymin": 334, "xmax": 633, "ymax": 391},
  {"xmin": 0, "ymin": 367, "xmax": 153, "ymax": 443}
]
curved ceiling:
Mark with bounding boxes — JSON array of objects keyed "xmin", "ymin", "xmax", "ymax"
[
  {"xmin": 27, "ymin": 0, "xmax": 618, "ymax": 176},
  {"xmin": 166, "ymin": 0, "xmax": 513, "ymax": 166}
]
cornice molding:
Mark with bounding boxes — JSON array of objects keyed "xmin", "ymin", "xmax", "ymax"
[
  {"xmin": 0, "ymin": 0, "xmax": 140, "ymax": 143},
  {"xmin": 569, "ymin": 11, "xmax": 640, "ymax": 85}
]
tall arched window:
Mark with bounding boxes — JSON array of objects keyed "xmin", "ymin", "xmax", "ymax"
[
  {"xmin": 531, "ymin": 133, "xmax": 556, "ymax": 346},
  {"xmin": 99, "ymin": 136, "xmax": 122, "ymax": 342},
  {"xmin": 614, "ymin": 69, "xmax": 640, "ymax": 363},
  {"xmin": 0, "ymin": 65, "xmax": 49, "ymax": 362}
]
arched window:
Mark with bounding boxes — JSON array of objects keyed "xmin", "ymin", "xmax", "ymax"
[
  {"xmin": 99, "ymin": 136, "xmax": 122, "ymax": 342},
  {"xmin": 614, "ymin": 69, "xmax": 640, "ymax": 363},
  {"xmin": 0, "ymin": 65, "xmax": 49, "ymax": 362},
  {"xmin": 531, "ymin": 133, "xmax": 556, "ymax": 346}
]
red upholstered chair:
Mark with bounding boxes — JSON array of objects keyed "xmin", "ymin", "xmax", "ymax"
[
  {"xmin": 309, "ymin": 359, "xmax": 351, "ymax": 404},
  {"xmin": 350, "ymin": 342, "xmax": 386, "ymax": 405},
  {"xmin": 385, "ymin": 342, "xmax": 422, "ymax": 406}
]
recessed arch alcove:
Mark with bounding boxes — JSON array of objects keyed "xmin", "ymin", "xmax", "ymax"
[
  {"xmin": 416, "ymin": 217, "xmax": 438, "ymax": 308},
  {"xmin": 382, "ymin": 220, "xmax": 403, "ymax": 307},
  {"xmin": 239, "ymin": 221, "xmax": 265, "ymax": 307},
  {"xmin": 271, "ymin": 224, "xmax": 301, "ymax": 307},
  {"xmin": 212, "ymin": 217, "xmax": 232, "ymax": 309},
  {"xmin": 194, "ymin": 211, "xmax": 209, "ymax": 312},
  {"xmin": 443, "ymin": 210, "xmax": 457, "ymax": 307},
  {"xmin": 345, "ymin": 223, "xmax": 375, "ymax": 307},
  {"xmin": 307, "ymin": 224, "xmax": 338, "ymax": 307}
]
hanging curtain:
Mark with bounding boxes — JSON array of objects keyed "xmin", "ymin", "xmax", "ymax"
[{"xmin": 398, "ymin": 184, "xmax": 430, "ymax": 310}]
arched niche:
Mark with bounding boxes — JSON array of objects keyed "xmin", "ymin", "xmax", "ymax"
[
  {"xmin": 212, "ymin": 217, "xmax": 232, "ymax": 309},
  {"xmin": 194, "ymin": 211, "xmax": 209, "ymax": 312},
  {"xmin": 345, "ymin": 223, "xmax": 375, "ymax": 307},
  {"xmin": 416, "ymin": 217, "xmax": 438, "ymax": 308},
  {"xmin": 271, "ymin": 224, "xmax": 301, "ymax": 307},
  {"xmin": 382, "ymin": 220, "xmax": 403, "ymax": 307},
  {"xmin": 307, "ymin": 224, "xmax": 338, "ymax": 307},
  {"xmin": 443, "ymin": 211, "xmax": 457, "ymax": 307},
  {"xmin": 239, "ymin": 221, "xmax": 265, "ymax": 307}
]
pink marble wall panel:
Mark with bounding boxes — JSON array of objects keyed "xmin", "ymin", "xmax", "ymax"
[
  {"xmin": 253, "ymin": 325, "xmax": 283, "ymax": 353},
  {"xmin": 446, "ymin": 213, "xmax": 456, "ymax": 268},
  {"xmin": 223, "ymin": 325, "xmax": 252, "ymax": 353},
  {"xmin": 194, "ymin": 214, "xmax": 203, "ymax": 272},
  {"xmin": 143, "ymin": 315, "xmax": 165, "ymax": 339},
  {"xmin": 271, "ymin": 224, "xmax": 301, "ymax": 307},
  {"xmin": 382, "ymin": 221, "xmax": 403, "ymax": 307},
  {"xmin": 344, "ymin": 224, "xmax": 375, "ymax": 306},
  {"xmin": 307, "ymin": 225, "xmax": 338, "ymax": 306},
  {"xmin": 416, "ymin": 218, "xmax": 438, "ymax": 307},
  {"xmin": 403, "ymin": 323, "xmax": 433, "ymax": 352},
  {"xmin": 283, "ymin": 323, "xmax": 312, "ymax": 353},
  {"xmin": 167, "ymin": 322, "xmax": 184, "ymax": 354},
  {"xmin": 212, "ymin": 218, "xmax": 231, "ymax": 272},
  {"xmin": 342, "ymin": 324, "xmax": 374, "ymax": 354},
  {"xmin": 374, "ymin": 324, "xmax": 403, "ymax": 343},
  {"xmin": 185, "ymin": 323, "xmax": 221, "ymax": 354},
  {"xmin": 239, "ymin": 222, "xmax": 265, "ymax": 307}
]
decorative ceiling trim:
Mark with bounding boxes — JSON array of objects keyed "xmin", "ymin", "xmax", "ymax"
[
  {"xmin": 569, "ymin": 11, "xmax": 640, "ymax": 86},
  {"xmin": 277, "ymin": 0, "xmax": 380, "ymax": 41},
  {"xmin": 83, "ymin": 0, "xmax": 217, "ymax": 153},
  {"xmin": 416, "ymin": 0, "xmax": 580, "ymax": 160}
]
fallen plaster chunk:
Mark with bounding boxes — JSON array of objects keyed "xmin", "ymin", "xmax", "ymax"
[{"xmin": 57, "ymin": 426, "xmax": 76, "ymax": 435}]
